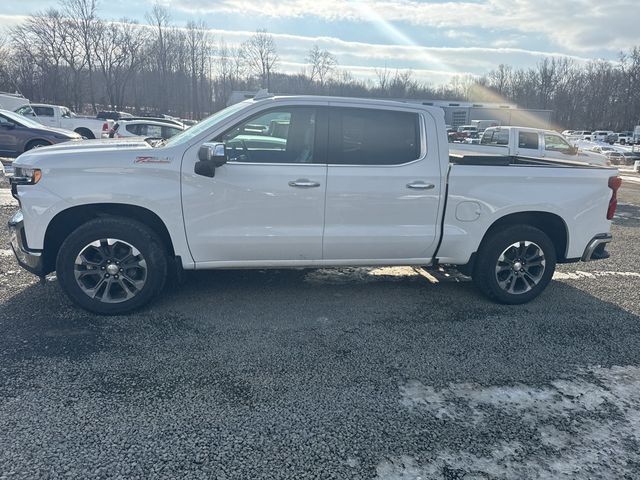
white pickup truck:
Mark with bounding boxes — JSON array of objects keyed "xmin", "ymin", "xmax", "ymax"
[
  {"xmin": 14, "ymin": 103, "xmax": 111, "ymax": 140},
  {"xmin": 456, "ymin": 126, "xmax": 609, "ymax": 166},
  {"xmin": 9, "ymin": 94, "xmax": 619, "ymax": 314}
]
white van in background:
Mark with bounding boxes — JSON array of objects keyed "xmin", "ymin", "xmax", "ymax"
[{"xmin": 0, "ymin": 92, "xmax": 29, "ymax": 112}]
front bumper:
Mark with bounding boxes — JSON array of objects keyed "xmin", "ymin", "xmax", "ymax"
[
  {"xmin": 582, "ymin": 233, "xmax": 612, "ymax": 261},
  {"xmin": 8, "ymin": 210, "xmax": 45, "ymax": 276}
]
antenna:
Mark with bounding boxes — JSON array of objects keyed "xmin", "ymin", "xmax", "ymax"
[{"xmin": 254, "ymin": 89, "xmax": 273, "ymax": 100}]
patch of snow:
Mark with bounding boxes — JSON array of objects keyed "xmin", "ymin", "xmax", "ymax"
[
  {"xmin": 385, "ymin": 365, "xmax": 640, "ymax": 479},
  {"xmin": 553, "ymin": 270, "xmax": 640, "ymax": 280}
]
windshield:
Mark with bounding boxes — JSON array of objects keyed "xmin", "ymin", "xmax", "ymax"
[
  {"xmin": 2, "ymin": 109, "xmax": 46, "ymax": 129},
  {"xmin": 163, "ymin": 102, "xmax": 250, "ymax": 147}
]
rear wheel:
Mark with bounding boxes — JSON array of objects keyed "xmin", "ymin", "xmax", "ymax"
[
  {"xmin": 56, "ymin": 217, "xmax": 168, "ymax": 315},
  {"xmin": 75, "ymin": 128, "xmax": 95, "ymax": 139},
  {"xmin": 472, "ymin": 225, "xmax": 556, "ymax": 304}
]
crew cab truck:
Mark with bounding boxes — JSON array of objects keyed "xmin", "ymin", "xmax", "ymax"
[
  {"xmin": 456, "ymin": 126, "xmax": 609, "ymax": 166},
  {"xmin": 14, "ymin": 103, "xmax": 111, "ymax": 139},
  {"xmin": 9, "ymin": 95, "xmax": 619, "ymax": 314}
]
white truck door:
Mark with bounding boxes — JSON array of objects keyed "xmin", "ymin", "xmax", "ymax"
[
  {"xmin": 32, "ymin": 106, "xmax": 57, "ymax": 128},
  {"xmin": 323, "ymin": 106, "xmax": 441, "ymax": 262},
  {"xmin": 515, "ymin": 130, "xmax": 542, "ymax": 157},
  {"xmin": 181, "ymin": 106, "xmax": 327, "ymax": 265}
]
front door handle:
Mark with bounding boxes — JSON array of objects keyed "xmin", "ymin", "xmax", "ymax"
[
  {"xmin": 407, "ymin": 181, "xmax": 435, "ymax": 190},
  {"xmin": 289, "ymin": 179, "xmax": 321, "ymax": 188}
]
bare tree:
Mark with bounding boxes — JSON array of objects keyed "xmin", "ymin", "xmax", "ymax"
[
  {"xmin": 62, "ymin": 0, "xmax": 100, "ymax": 112},
  {"xmin": 242, "ymin": 29, "xmax": 278, "ymax": 90},
  {"xmin": 375, "ymin": 65, "xmax": 391, "ymax": 92},
  {"xmin": 93, "ymin": 19, "xmax": 147, "ymax": 109},
  {"xmin": 146, "ymin": 2, "xmax": 171, "ymax": 113},
  {"xmin": 306, "ymin": 45, "xmax": 337, "ymax": 87},
  {"xmin": 186, "ymin": 21, "xmax": 210, "ymax": 118}
]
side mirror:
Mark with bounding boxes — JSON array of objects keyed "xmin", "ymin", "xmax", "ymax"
[{"xmin": 195, "ymin": 142, "xmax": 227, "ymax": 178}]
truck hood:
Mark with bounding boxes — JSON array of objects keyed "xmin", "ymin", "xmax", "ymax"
[{"xmin": 14, "ymin": 138, "xmax": 154, "ymax": 167}]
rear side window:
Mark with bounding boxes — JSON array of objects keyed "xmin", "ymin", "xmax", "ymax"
[
  {"xmin": 329, "ymin": 108, "xmax": 420, "ymax": 165},
  {"xmin": 518, "ymin": 132, "xmax": 539, "ymax": 150},
  {"xmin": 33, "ymin": 106, "xmax": 54, "ymax": 117},
  {"xmin": 125, "ymin": 124, "xmax": 140, "ymax": 135}
]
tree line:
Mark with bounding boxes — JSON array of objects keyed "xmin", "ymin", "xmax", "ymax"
[{"xmin": 0, "ymin": 0, "xmax": 638, "ymax": 130}]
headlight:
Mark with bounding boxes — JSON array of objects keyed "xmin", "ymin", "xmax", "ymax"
[{"xmin": 11, "ymin": 167, "xmax": 42, "ymax": 185}]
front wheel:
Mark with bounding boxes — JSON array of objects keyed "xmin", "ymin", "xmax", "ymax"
[
  {"xmin": 472, "ymin": 225, "xmax": 556, "ymax": 304},
  {"xmin": 56, "ymin": 217, "xmax": 168, "ymax": 315}
]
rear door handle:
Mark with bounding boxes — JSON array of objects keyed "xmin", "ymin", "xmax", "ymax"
[
  {"xmin": 289, "ymin": 179, "xmax": 321, "ymax": 188},
  {"xmin": 407, "ymin": 182, "xmax": 435, "ymax": 190}
]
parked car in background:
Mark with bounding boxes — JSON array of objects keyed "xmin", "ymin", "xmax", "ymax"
[
  {"xmin": 458, "ymin": 126, "xmax": 609, "ymax": 166},
  {"xmin": 604, "ymin": 151, "xmax": 625, "ymax": 165},
  {"xmin": 634, "ymin": 126, "xmax": 640, "ymax": 144},
  {"xmin": 590, "ymin": 145, "xmax": 617, "ymax": 155},
  {"xmin": 592, "ymin": 130, "xmax": 617, "ymax": 144},
  {"xmin": 15, "ymin": 104, "xmax": 112, "ymax": 139},
  {"xmin": 0, "ymin": 92, "xmax": 29, "ymax": 112},
  {"xmin": 97, "ymin": 111, "xmax": 133, "ymax": 121},
  {"xmin": 615, "ymin": 131, "xmax": 635, "ymax": 145},
  {"xmin": 562, "ymin": 130, "xmax": 574, "ymax": 137},
  {"xmin": 568, "ymin": 131, "xmax": 592, "ymax": 141},
  {"xmin": 109, "ymin": 119, "xmax": 185, "ymax": 140},
  {"xmin": 622, "ymin": 151, "xmax": 640, "ymax": 165},
  {"xmin": 449, "ymin": 125, "xmax": 479, "ymax": 142},
  {"xmin": 0, "ymin": 109, "xmax": 81, "ymax": 157}
]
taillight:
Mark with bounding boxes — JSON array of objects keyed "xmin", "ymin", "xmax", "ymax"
[
  {"xmin": 102, "ymin": 122, "xmax": 109, "ymax": 131},
  {"xmin": 607, "ymin": 176, "xmax": 622, "ymax": 220}
]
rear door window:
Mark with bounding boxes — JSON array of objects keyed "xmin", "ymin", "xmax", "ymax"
[
  {"xmin": 518, "ymin": 132, "xmax": 539, "ymax": 150},
  {"xmin": 328, "ymin": 108, "xmax": 420, "ymax": 165},
  {"xmin": 33, "ymin": 106, "xmax": 54, "ymax": 117}
]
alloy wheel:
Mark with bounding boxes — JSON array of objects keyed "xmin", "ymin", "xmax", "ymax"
[
  {"xmin": 495, "ymin": 241, "xmax": 546, "ymax": 294},
  {"xmin": 73, "ymin": 238, "xmax": 147, "ymax": 303}
]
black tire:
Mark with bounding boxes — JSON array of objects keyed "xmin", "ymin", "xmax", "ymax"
[
  {"xmin": 24, "ymin": 139, "xmax": 51, "ymax": 151},
  {"xmin": 75, "ymin": 128, "xmax": 95, "ymax": 139},
  {"xmin": 472, "ymin": 225, "xmax": 556, "ymax": 305},
  {"xmin": 56, "ymin": 217, "xmax": 168, "ymax": 315}
]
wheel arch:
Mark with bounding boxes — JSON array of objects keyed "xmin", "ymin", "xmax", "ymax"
[
  {"xmin": 24, "ymin": 138, "xmax": 52, "ymax": 152},
  {"xmin": 43, "ymin": 203, "xmax": 176, "ymax": 274},
  {"xmin": 458, "ymin": 210, "xmax": 569, "ymax": 275},
  {"xmin": 483, "ymin": 211, "xmax": 568, "ymax": 260}
]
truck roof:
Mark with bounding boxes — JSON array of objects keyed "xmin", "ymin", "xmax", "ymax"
[
  {"xmin": 248, "ymin": 94, "xmax": 445, "ymax": 114},
  {"xmin": 484, "ymin": 125, "xmax": 561, "ymax": 136}
]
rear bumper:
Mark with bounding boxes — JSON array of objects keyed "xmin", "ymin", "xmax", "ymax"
[
  {"xmin": 8, "ymin": 210, "xmax": 45, "ymax": 277},
  {"xmin": 581, "ymin": 233, "xmax": 612, "ymax": 262}
]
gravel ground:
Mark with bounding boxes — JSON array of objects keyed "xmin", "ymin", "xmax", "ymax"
[{"xmin": 2, "ymin": 180, "xmax": 640, "ymax": 479}]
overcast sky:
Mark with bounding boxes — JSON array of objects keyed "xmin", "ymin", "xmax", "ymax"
[{"xmin": 1, "ymin": 0, "xmax": 639, "ymax": 84}]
